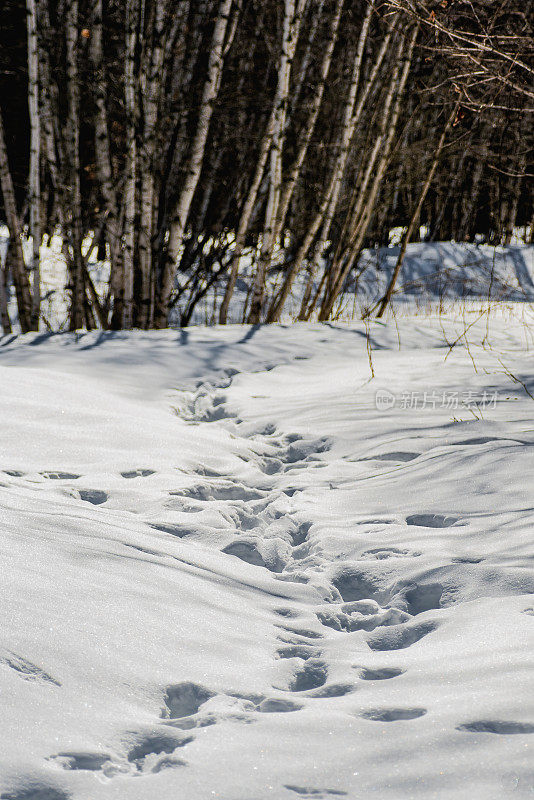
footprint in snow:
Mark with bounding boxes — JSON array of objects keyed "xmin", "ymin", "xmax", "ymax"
[
  {"xmin": 361, "ymin": 707, "xmax": 427, "ymax": 722},
  {"xmin": 257, "ymin": 698, "xmax": 302, "ymax": 713},
  {"xmin": 286, "ymin": 659, "xmax": 328, "ymax": 692},
  {"xmin": 406, "ymin": 514, "xmax": 462, "ymax": 528},
  {"xmin": 359, "ymin": 451, "xmax": 420, "ymax": 463},
  {"xmin": 285, "ymin": 786, "xmax": 347, "ymax": 797},
  {"xmin": 121, "ymin": 468, "xmax": 156, "ymax": 479},
  {"xmin": 366, "ymin": 620, "xmax": 439, "ymax": 651},
  {"xmin": 356, "ymin": 666, "xmax": 405, "ymax": 681},
  {"xmin": 276, "ymin": 644, "xmax": 318, "ymax": 660},
  {"xmin": 277, "ymin": 625, "xmax": 324, "ymax": 640},
  {"xmin": 77, "ymin": 489, "xmax": 108, "ymax": 505},
  {"xmin": 1, "ymin": 652, "xmax": 60, "ymax": 686},
  {"xmin": 48, "ymin": 752, "xmax": 112, "ymax": 771},
  {"xmin": 40, "ymin": 471, "xmax": 81, "ymax": 480},
  {"xmin": 360, "ymin": 547, "xmax": 421, "ymax": 560},
  {"xmin": 0, "ymin": 786, "xmax": 70, "ymax": 800},
  {"xmin": 456, "ymin": 721, "xmax": 534, "ymax": 734},
  {"xmin": 162, "ymin": 682, "xmax": 215, "ymax": 719},
  {"xmin": 127, "ymin": 730, "xmax": 193, "ymax": 769}
]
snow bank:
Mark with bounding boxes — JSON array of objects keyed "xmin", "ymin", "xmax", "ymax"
[{"xmin": 0, "ymin": 311, "xmax": 533, "ymax": 799}]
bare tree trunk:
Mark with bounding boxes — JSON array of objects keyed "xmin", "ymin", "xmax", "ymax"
[
  {"xmin": 122, "ymin": 0, "xmax": 139, "ymax": 329},
  {"xmin": 65, "ymin": 0, "xmax": 85, "ymax": 330},
  {"xmin": 0, "ymin": 243, "xmax": 12, "ymax": 334},
  {"xmin": 137, "ymin": 0, "xmax": 168, "ymax": 328},
  {"xmin": 376, "ymin": 100, "xmax": 459, "ymax": 316},
  {"xmin": 0, "ymin": 111, "xmax": 32, "ymax": 333},
  {"xmin": 273, "ymin": 0, "xmax": 345, "ymax": 246},
  {"xmin": 27, "ymin": 0, "xmax": 41, "ymax": 330},
  {"xmin": 247, "ymin": 0, "xmax": 306, "ymax": 324},
  {"xmin": 318, "ymin": 24, "xmax": 419, "ymax": 321},
  {"xmin": 90, "ymin": 0, "xmax": 120, "ymax": 327},
  {"xmin": 154, "ymin": 0, "xmax": 233, "ymax": 329},
  {"xmin": 267, "ymin": 10, "xmax": 393, "ymax": 323}
]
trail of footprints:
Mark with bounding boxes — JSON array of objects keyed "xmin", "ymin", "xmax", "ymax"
[{"xmin": 3, "ymin": 376, "xmax": 534, "ymax": 797}]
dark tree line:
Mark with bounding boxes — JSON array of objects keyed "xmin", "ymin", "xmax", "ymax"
[{"xmin": 0, "ymin": 0, "xmax": 532, "ymax": 333}]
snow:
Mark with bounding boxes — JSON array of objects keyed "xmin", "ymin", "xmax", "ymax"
[{"xmin": 1, "ymin": 309, "xmax": 534, "ymax": 799}]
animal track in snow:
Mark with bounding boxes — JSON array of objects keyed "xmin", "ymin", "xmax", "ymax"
[
  {"xmin": 406, "ymin": 514, "xmax": 462, "ymax": 528},
  {"xmin": 367, "ymin": 620, "xmax": 439, "ymax": 651},
  {"xmin": 277, "ymin": 645, "xmax": 318, "ymax": 660},
  {"xmin": 360, "ymin": 547, "xmax": 421, "ymax": 561},
  {"xmin": 77, "ymin": 489, "xmax": 108, "ymax": 505},
  {"xmin": 451, "ymin": 556, "xmax": 484, "ymax": 564},
  {"xmin": 257, "ymin": 698, "xmax": 303, "ymax": 713},
  {"xmin": 40, "ymin": 471, "xmax": 80, "ymax": 480},
  {"xmin": 274, "ymin": 607, "xmax": 300, "ymax": 618},
  {"xmin": 400, "ymin": 582, "xmax": 445, "ymax": 615},
  {"xmin": 126, "ymin": 729, "xmax": 193, "ymax": 769},
  {"xmin": 151, "ymin": 756, "xmax": 187, "ymax": 773},
  {"xmin": 277, "ymin": 625, "xmax": 324, "ymax": 640},
  {"xmin": 222, "ymin": 540, "xmax": 268, "ymax": 568},
  {"xmin": 359, "ymin": 452, "xmax": 420, "ymax": 463},
  {"xmin": 171, "ymin": 483, "xmax": 266, "ymax": 502},
  {"xmin": 221, "ymin": 539, "xmax": 289, "ymax": 573},
  {"xmin": 290, "ymin": 522, "xmax": 312, "ymax": 547},
  {"xmin": 317, "ymin": 600, "xmax": 410, "ymax": 633},
  {"xmin": 307, "ymin": 683, "xmax": 355, "ymax": 698},
  {"xmin": 1, "ymin": 652, "xmax": 60, "ymax": 686},
  {"xmin": 121, "ymin": 469, "xmax": 156, "ymax": 479},
  {"xmin": 332, "ymin": 568, "xmax": 387, "ymax": 603},
  {"xmin": 287, "ymin": 659, "xmax": 328, "ymax": 692},
  {"xmin": 0, "ymin": 786, "xmax": 70, "ymax": 800},
  {"xmin": 356, "ymin": 667, "xmax": 404, "ymax": 681},
  {"xmin": 285, "ymin": 785, "xmax": 347, "ymax": 797},
  {"xmin": 149, "ymin": 522, "xmax": 192, "ymax": 538},
  {"xmin": 49, "ymin": 752, "xmax": 112, "ymax": 771},
  {"xmin": 162, "ymin": 682, "xmax": 216, "ymax": 719},
  {"xmin": 456, "ymin": 720, "xmax": 534, "ymax": 734},
  {"xmin": 361, "ymin": 707, "xmax": 426, "ymax": 722}
]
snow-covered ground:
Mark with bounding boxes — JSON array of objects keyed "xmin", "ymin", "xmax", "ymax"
[
  {"xmin": 2, "ymin": 230, "xmax": 533, "ymax": 328},
  {"xmin": 1, "ymin": 308, "xmax": 534, "ymax": 799}
]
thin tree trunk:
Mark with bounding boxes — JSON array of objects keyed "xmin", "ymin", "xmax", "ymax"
[
  {"xmin": 27, "ymin": 0, "xmax": 41, "ymax": 330},
  {"xmin": 375, "ymin": 101, "xmax": 459, "ymax": 316},
  {"xmin": 137, "ymin": 0, "xmax": 169, "ymax": 328},
  {"xmin": 0, "ymin": 242, "xmax": 13, "ymax": 334},
  {"xmin": 154, "ymin": 0, "xmax": 233, "ymax": 328},
  {"xmin": 267, "ymin": 10, "xmax": 393, "ymax": 323},
  {"xmin": 318, "ymin": 24, "xmax": 419, "ymax": 321},
  {"xmin": 65, "ymin": 0, "xmax": 85, "ymax": 330},
  {"xmin": 0, "ymin": 111, "xmax": 32, "ymax": 333},
  {"xmin": 90, "ymin": 0, "xmax": 120, "ymax": 327},
  {"xmin": 273, "ymin": 0, "xmax": 345, "ymax": 246},
  {"xmin": 122, "ymin": 0, "xmax": 139, "ymax": 329},
  {"xmin": 247, "ymin": 0, "xmax": 306, "ymax": 324}
]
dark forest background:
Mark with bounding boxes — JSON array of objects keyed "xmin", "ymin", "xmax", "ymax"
[{"xmin": 0, "ymin": 0, "xmax": 532, "ymax": 333}]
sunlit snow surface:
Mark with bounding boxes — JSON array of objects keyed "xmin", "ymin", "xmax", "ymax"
[{"xmin": 1, "ymin": 312, "xmax": 534, "ymax": 799}]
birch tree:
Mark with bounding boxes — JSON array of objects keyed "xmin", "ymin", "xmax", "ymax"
[
  {"xmin": 27, "ymin": 0, "xmax": 40, "ymax": 329},
  {"xmin": 154, "ymin": 0, "xmax": 234, "ymax": 329},
  {"xmin": 247, "ymin": 0, "xmax": 306, "ymax": 324}
]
